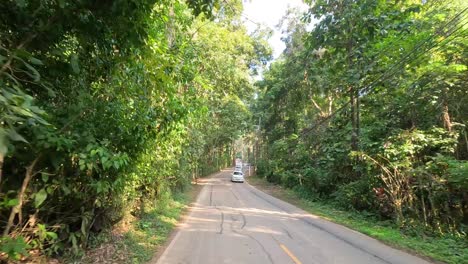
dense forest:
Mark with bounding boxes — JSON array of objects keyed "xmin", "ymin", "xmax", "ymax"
[
  {"xmin": 254, "ymin": 0, "xmax": 467, "ymax": 240},
  {"xmin": 0, "ymin": 0, "xmax": 467, "ymax": 262},
  {"xmin": 0, "ymin": 0, "xmax": 269, "ymax": 260}
]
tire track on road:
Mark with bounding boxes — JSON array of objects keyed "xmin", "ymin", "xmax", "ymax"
[
  {"xmin": 214, "ymin": 205, "xmax": 225, "ymax": 234},
  {"xmin": 240, "ymin": 211, "xmax": 247, "ymax": 229},
  {"xmin": 230, "ymin": 188, "xmax": 248, "ymax": 229},
  {"xmin": 282, "ymin": 227, "xmax": 293, "ymax": 239}
]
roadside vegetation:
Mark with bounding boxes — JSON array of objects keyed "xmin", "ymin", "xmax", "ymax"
[
  {"xmin": 1, "ymin": 0, "xmax": 467, "ymax": 262},
  {"xmin": 0, "ymin": 0, "xmax": 269, "ymax": 261},
  {"xmin": 248, "ymin": 176, "xmax": 467, "ymax": 264},
  {"xmin": 251, "ymin": 0, "xmax": 468, "ymax": 262},
  {"xmin": 79, "ymin": 186, "xmax": 198, "ymax": 264}
]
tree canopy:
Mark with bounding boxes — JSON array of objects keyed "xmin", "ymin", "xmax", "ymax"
[
  {"xmin": 0, "ymin": 0, "xmax": 270, "ymax": 260},
  {"xmin": 0, "ymin": 0, "xmax": 467, "ymax": 261},
  {"xmin": 254, "ymin": 0, "xmax": 467, "ymax": 236}
]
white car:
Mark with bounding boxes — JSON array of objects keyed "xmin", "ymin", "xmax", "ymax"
[{"xmin": 231, "ymin": 171, "xmax": 245, "ymax": 183}]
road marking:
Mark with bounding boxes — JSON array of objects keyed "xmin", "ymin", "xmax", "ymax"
[{"xmin": 280, "ymin": 243, "xmax": 302, "ymax": 264}]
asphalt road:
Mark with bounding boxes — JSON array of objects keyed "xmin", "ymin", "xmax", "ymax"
[{"xmin": 155, "ymin": 169, "xmax": 430, "ymax": 264}]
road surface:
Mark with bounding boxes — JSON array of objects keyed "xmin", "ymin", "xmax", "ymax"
[{"xmin": 155, "ymin": 169, "xmax": 430, "ymax": 264}]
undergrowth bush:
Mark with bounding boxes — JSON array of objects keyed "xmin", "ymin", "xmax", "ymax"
[{"xmin": 332, "ymin": 178, "xmax": 378, "ymax": 211}]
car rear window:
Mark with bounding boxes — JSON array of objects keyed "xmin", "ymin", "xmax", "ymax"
[{"xmin": 233, "ymin": 172, "xmax": 243, "ymax": 175}]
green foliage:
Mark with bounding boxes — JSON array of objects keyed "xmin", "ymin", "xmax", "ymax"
[
  {"xmin": 355, "ymin": 128, "xmax": 465, "ymax": 232},
  {"xmin": 332, "ymin": 178, "xmax": 377, "ymax": 211},
  {"xmin": 445, "ymin": 158, "xmax": 468, "ymax": 189},
  {"xmin": 0, "ymin": 237, "xmax": 30, "ymax": 261},
  {"xmin": 254, "ymin": 0, "xmax": 467, "ymax": 241},
  {"xmin": 249, "ymin": 176, "xmax": 468, "ymax": 264},
  {"xmin": 123, "ymin": 191, "xmax": 188, "ymax": 263},
  {"xmin": 0, "ymin": 0, "xmax": 269, "ymax": 260}
]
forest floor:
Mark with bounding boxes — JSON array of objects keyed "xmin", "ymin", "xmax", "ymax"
[{"xmin": 246, "ymin": 175, "xmax": 468, "ymax": 264}]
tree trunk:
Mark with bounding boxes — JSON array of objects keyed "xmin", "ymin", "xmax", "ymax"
[
  {"xmin": 232, "ymin": 141, "xmax": 236, "ymax": 166},
  {"xmin": 3, "ymin": 156, "xmax": 40, "ymax": 236},
  {"xmin": 346, "ymin": 21, "xmax": 359, "ymax": 154},
  {"xmin": 350, "ymin": 88, "xmax": 359, "ymax": 152},
  {"xmin": 0, "ymin": 153, "xmax": 4, "ymax": 187},
  {"xmin": 356, "ymin": 88, "xmax": 360, "ymax": 141},
  {"xmin": 311, "ymin": 97, "xmax": 325, "ymax": 117},
  {"xmin": 442, "ymin": 101, "xmax": 452, "ymax": 132},
  {"xmin": 328, "ymin": 95, "xmax": 334, "ymax": 116},
  {"xmin": 464, "ymin": 128, "xmax": 468, "ymax": 156}
]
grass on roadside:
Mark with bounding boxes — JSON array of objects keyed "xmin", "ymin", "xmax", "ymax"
[
  {"xmin": 123, "ymin": 191, "xmax": 189, "ymax": 263},
  {"xmin": 247, "ymin": 176, "xmax": 467, "ymax": 264},
  {"xmin": 80, "ymin": 185, "xmax": 199, "ymax": 264}
]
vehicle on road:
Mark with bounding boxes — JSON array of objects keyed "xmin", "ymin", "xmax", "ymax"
[
  {"xmin": 231, "ymin": 171, "xmax": 244, "ymax": 183},
  {"xmin": 235, "ymin": 164, "xmax": 242, "ymax": 171}
]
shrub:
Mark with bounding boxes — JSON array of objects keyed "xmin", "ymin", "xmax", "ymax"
[{"xmin": 332, "ymin": 178, "xmax": 378, "ymax": 211}]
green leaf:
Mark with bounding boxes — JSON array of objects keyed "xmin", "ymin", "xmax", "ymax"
[
  {"xmin": 0, "ymin": 237, "xmax": 30, "ymax": 260},
  {"xmin": 24, "ymin": 62, "xmax": 41, "ymax": 82},
  {"xmin": 14, "ymin": 49, "xmax": 32, "ymax": 59},
  {"xmin": 29, "ymin": 57, "xmax": 44, "ymax": 65},
  {"xmin": 61, "ymin": 185, "xmax": 71, "ymax": 195},
  {"xmin": 0, "ymin": 54, "xmax": 6, "ymax": 63},
  {"xmin": 70, "ymin": 233, "xmax": 78, "ymax": 252},
  {"xmin": 15, "ymin": 0, "xmax": 27, "ymax": 8},
  {"xmin": 113, "ymin": 160, "xmax": 120, "ymax": 169},
  {"xmin": 41, "ymin": 173, "xmax": 49, "ymax": 183},
  {"xmin": 34, "ymin": 189, "xmax": 48, "ymax": 208},
  {"xmin": 8, "ymin": 129, "xmax": 28, "ymax": 143},
  {"xmin": 0, "ymin": 129, "xmax": 8, "ymax": 155},
  {"xmin": 46, "ymin": 231, "xmax": 58, "ymax": 240},
  {"xmin": 58, "ymin": 0, "xmax": 66, "ymax": 8},
  {"xmin": 6, "ymin": 198, "xmax": 19, "ymax": 207},
  {"xmin": 41, "ymin": 82, "xmax": 56, "ymax": 97}
]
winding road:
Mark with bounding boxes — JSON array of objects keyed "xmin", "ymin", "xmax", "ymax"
[{"xmin": 155, "ymin": 169, "xmax": 430, "ymax": 264}]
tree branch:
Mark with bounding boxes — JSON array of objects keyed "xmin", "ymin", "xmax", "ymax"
[{"xmin": 3, "ymin": 155, "xmax": 41, "ymax": 237}]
